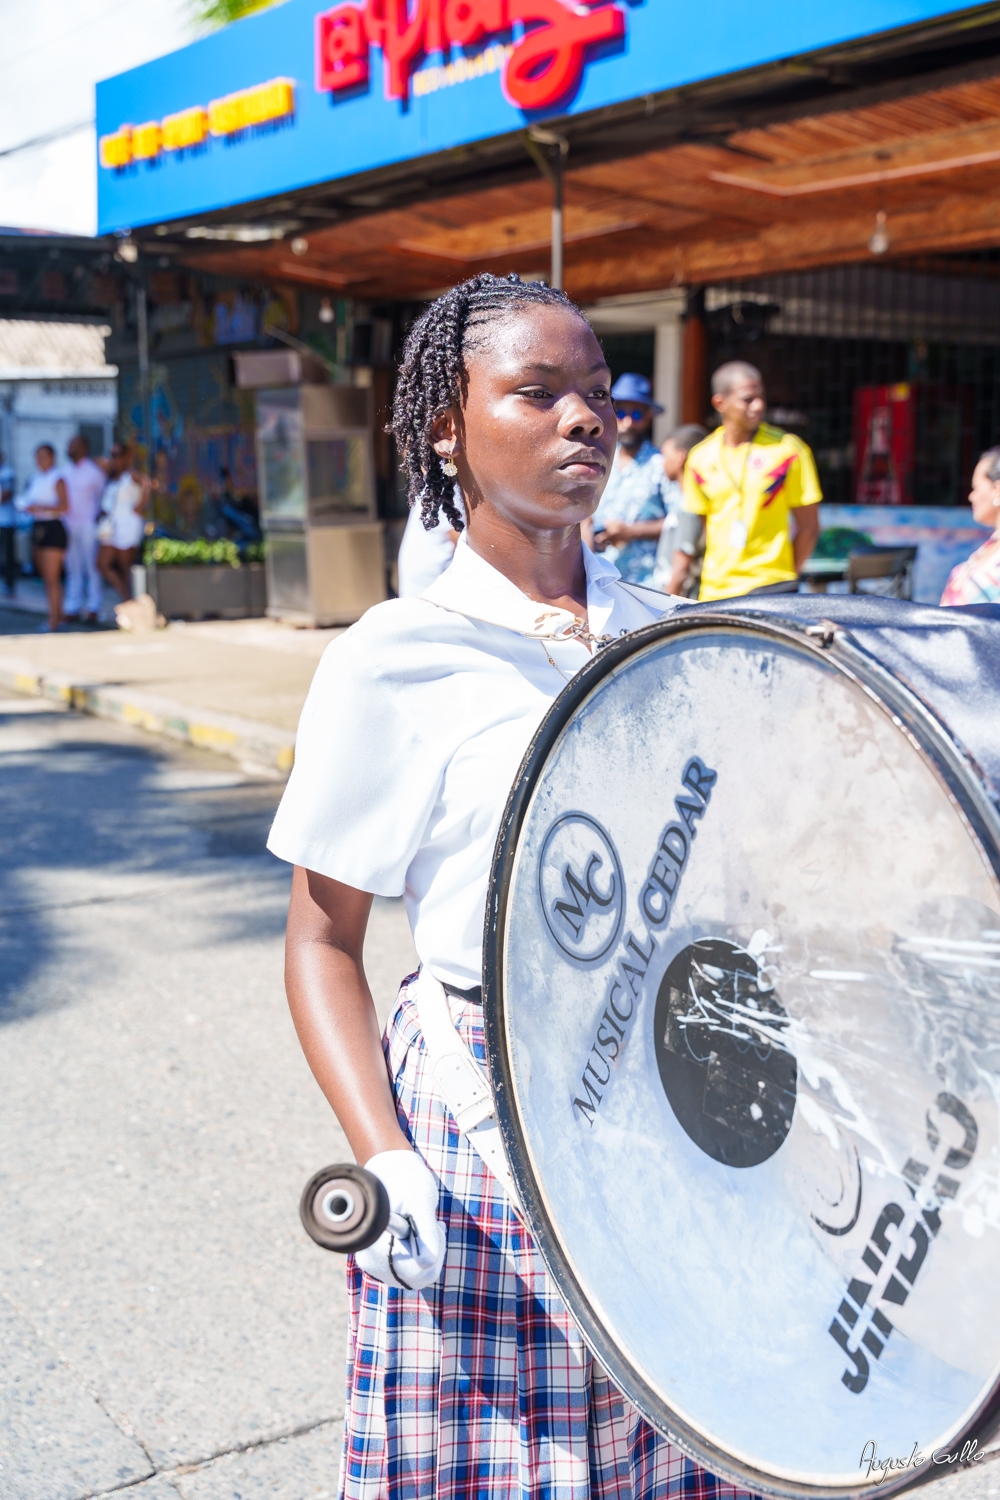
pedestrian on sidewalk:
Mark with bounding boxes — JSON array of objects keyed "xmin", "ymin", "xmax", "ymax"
[
  {"xmin": 61, "ymin": 434, "xmax": 107, "ymax": 623},
  {"xmin": 940, "ymin": 445, "xmax": 1000, "ymax": 605},
  {"xmin": 97, "ymin": 442, "xmax": 150, "ymax": 600},
  {"xmin": 668, "ymin": 362, "xmax": 822, "ymax": 601},
  {"xmin": 652, "ymin": 422, "xmax": 707, "ymax": 592},
  {"xmin": 582, "ymin": 371, "xmax": 670, "ymax": 584},
  {"xmin": 16, "ymin": 443, "xmax": 68, "ymax": 632},
  {"xmin": 268, "ymin": 274, "xmax": 755, "ymax": 1500},
  {"xmin": 0, "ymin": 447, "xmax": 16, "ymax": 597}
]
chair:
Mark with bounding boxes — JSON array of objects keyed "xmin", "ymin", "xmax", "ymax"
[{"xmin": 847, "ymin": 546, "xmax": 917, "ymax": 600}]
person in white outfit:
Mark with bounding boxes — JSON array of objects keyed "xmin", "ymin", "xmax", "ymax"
[
  {"xmin": 265, "ymin": 272, "xmax": 752, "ymax": 1500},
  {"xmin": 395, "ymin": 490, "xmax": 465, "ymax": 597},
  {"xmin": 97, "ymin": 442, "xmax": 150, "ymax": 599},
  {"xmin": 61, "ymin": 434, "xmax": 107, "ymax": 622},
  {"xmin": 17, "ymin": 444, "xmax": 69, "ymax": 631}
]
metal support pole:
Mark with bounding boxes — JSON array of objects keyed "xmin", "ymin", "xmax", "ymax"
[
  {"xmin": 551, "ymin": 147, "xmax": 564, "ymax": 291},
  {"xmin": 524, "ymin": 128, "xmax": 568, "ymax": 290},
  {"xmin": 136, "ymin": 273, "xmax": 152, "ymax": 468}
]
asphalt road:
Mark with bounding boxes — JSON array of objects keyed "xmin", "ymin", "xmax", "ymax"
[
  {"xmin": 2, "ymin": 683, "xmax": 999, "ymax": 1500},
  {"xmin": 0, "ymin": 688, "xmax": 416, "ymax": 1500}
]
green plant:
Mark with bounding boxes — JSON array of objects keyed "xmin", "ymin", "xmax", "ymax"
[{"xmin": 146, "ymin": 538, "xmax": 242, "ymax": 568}]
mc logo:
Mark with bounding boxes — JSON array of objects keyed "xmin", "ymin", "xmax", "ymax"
[{"xmin": 538, "ymin": 812, "xmax": 624, "ymax": 964}]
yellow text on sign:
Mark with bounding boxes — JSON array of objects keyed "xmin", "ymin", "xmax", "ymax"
[
  {"xmin": 163, "ymin": 106, "xmax": 209, "ymax": 151},
  {"xmin": 98, "ymin": 78, "xmax": 294, "ymax": 167},
  {"xmin": 208, "ymin": 78, "xmax": 295, "ymax": 136}
]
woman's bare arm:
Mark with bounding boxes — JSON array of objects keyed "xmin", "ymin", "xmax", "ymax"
[{"xmin": 284, "ymin": 865, "xmax": 411, "ymax": 1163}]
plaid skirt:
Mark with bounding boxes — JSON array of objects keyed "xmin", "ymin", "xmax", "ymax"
[{"xmin": 340, "ymin": 975, "xmax": 759, "ymax": 1500}]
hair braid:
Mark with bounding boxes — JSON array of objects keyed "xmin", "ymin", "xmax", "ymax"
[{"xmin": 391, "ymin": 272, "xmax": 579, "ymax": 531}]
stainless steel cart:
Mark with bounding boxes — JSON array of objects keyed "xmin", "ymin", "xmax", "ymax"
[{"xmin": 238, "ymin": 352, "xmax": 386, "ymax": 626}]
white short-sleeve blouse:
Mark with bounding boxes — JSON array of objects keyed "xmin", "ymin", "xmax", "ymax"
[{"xmin": 267, "ymin": 539, "xmax": 666, "ymax": 987}]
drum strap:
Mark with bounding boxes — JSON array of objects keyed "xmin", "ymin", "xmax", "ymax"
[{"xmin": 415, "ymin": 969, "xmax": 522, "ymax": 1212}]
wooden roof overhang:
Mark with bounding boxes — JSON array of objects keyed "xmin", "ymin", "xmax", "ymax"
[{"xmin": 147, "ymin": 4, "xmax": 1000, "ymax": 303}]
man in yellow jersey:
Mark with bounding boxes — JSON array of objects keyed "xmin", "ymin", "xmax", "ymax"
[{"xmin": 667, "ymin": 361, "xmax": 821, "ymax": 601}]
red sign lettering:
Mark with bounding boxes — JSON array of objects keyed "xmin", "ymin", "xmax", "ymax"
[
  {"xmin": 316, "ymin": 4, "xmax": 370, "ymax": 91},
  {"xmin": 365, "ymin": 0, "xmax": 428, "ymax": 99},
  {"xmin": 504, "ymin": 0, "xmax": 624, "ymax": 110},
  {"xmin": 315, "ymin": 0, "xmax": 624, "ymax": 108}
]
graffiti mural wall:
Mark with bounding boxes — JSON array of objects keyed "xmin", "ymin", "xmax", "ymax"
[{"xmin": 118, "ymin": 352, "xmax": 258, "ymax": 535}]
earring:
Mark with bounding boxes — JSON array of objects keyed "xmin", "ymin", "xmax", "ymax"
[{"xmin": 441, "ymin": 456, "xmax": 458, "ymax": 477}]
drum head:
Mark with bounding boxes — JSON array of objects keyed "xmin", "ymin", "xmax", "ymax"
[{"xmin": 485, "ymin": 612, "xmax": 1000, "ymax": 1497}]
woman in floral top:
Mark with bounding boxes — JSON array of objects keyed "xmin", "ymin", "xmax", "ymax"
[{"xmin": 941, "ymin": 447, "xmax": 1000, "ymax": 606}]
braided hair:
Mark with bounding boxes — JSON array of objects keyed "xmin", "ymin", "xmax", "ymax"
[{"xmin": 391, "ymin": 272, "xmax": 580, "ymax": 531}]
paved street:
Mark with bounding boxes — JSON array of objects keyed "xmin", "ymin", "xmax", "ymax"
[
  {"xmin": 0, "ymin": 688, "xmax": 415, "ymax": 1499},
  {"xmin": 3, "ymin": 681, "xmax": 1000, "ymax": 1500}
]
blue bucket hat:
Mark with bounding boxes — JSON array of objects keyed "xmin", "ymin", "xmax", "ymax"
[{"xmin": 610, "ymin": 372, "xmax": 664, "ymax": 414}]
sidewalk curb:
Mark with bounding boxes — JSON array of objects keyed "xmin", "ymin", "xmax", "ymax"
[{"xmin": 0, "ymin": 653, "xmax": 295, "ymax": 773}]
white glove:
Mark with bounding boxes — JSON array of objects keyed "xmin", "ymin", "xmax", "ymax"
[{"xmin": 355, "ymin": 1150, "xmax": 446, "ymax": 1291}]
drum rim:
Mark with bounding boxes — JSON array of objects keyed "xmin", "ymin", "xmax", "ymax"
[{"xmin": 483, "ymin": 606, "xmax": 1000, "ymax": 1500}]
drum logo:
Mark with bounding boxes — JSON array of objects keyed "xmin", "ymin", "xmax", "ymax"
[
  {"xmin": 538, "ymin": 813, "xmax": 625, "ymax": 964},
  {"xmin": 567, "ymin": 757, "xmax": 718, "ymax": 1124},
  {"xmin": 653, "ymin": 939, "xmax": 797, "ymax": 1169},
  {"xmin": 827, "ymin": 1092, "xmax": 978, "ymax": 1395}
]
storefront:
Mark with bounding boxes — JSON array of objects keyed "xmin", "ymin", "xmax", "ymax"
[{"xmin": 96, "ymin": 0, "xmax": 1000, "ymax": 606}]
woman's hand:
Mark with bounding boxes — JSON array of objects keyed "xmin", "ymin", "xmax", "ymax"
[
  {"xmin": 285, "ymin": 867, "xmax": 411, "ymax": 1164},
  {"xmin": 356, "ymin": 1149, "xmax": 446, "ymax": 1289}
]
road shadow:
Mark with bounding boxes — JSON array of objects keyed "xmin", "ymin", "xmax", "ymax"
[{"xmin": 0, "ymin": 702, "xmax": 289, "ymax": 1022}]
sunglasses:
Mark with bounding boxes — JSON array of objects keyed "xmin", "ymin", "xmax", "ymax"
[{"xmin": 615, "ymin": 405, "xmax": 648, "ymax": 421}]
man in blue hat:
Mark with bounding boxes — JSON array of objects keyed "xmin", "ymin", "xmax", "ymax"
[{"xmin": 583, "ymin": 372, "xmax": 671, "ymax": 585}]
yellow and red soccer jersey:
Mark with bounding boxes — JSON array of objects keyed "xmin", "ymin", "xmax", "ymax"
[{"xmin": 682, "ymin": 423, "xmax": 822, "ymax": 601}]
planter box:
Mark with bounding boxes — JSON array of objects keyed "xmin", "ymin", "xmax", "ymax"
[{"xmin": 147, "ymin": 561, "xmax": 267, "ymax": 621}]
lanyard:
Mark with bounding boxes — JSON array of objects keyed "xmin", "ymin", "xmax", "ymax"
[{"xmin": 719, "ymin": 432, "xmax": 757, "ymax": 551}]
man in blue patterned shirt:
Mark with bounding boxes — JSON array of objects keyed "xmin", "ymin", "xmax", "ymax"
[{"xmin": 584, "ymin": 373, "xmax": 670, "ymax": 584}]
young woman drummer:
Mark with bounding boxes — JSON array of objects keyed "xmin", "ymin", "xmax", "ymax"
[{"xmin": 268, "ymin": 273, "xmax": 756, "ymax": 1500}]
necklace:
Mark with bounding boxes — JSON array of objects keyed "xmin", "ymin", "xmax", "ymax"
[
  {"xmin": 536, "ymin": 616, "xmax": 617, "ymax": 683},
  {"xmin": 539, "ymin": 640, "xmax": 572, "ymax": 681}
]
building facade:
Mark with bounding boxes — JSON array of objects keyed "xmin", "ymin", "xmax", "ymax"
[
  {"xmin": 0, "ymin": 320, "xmax": 117, "ymax": 491},
  {"xmin": 86, "ymin": 0, "xmax": 1000, "ymax": 601}
]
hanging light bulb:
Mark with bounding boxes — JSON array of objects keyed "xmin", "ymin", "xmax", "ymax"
[
  {"xmin": 869, "ymin": 211, "xmax": 890, "ymax": 256},
  {"xmin": 319, "ymin": 296, "xmax": 334, "ymax": 324}
]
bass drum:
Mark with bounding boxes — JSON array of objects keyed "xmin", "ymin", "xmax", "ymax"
[{"xmin": 484, "ymin": 597, "xmax": 1000, "ymax": 1498}]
